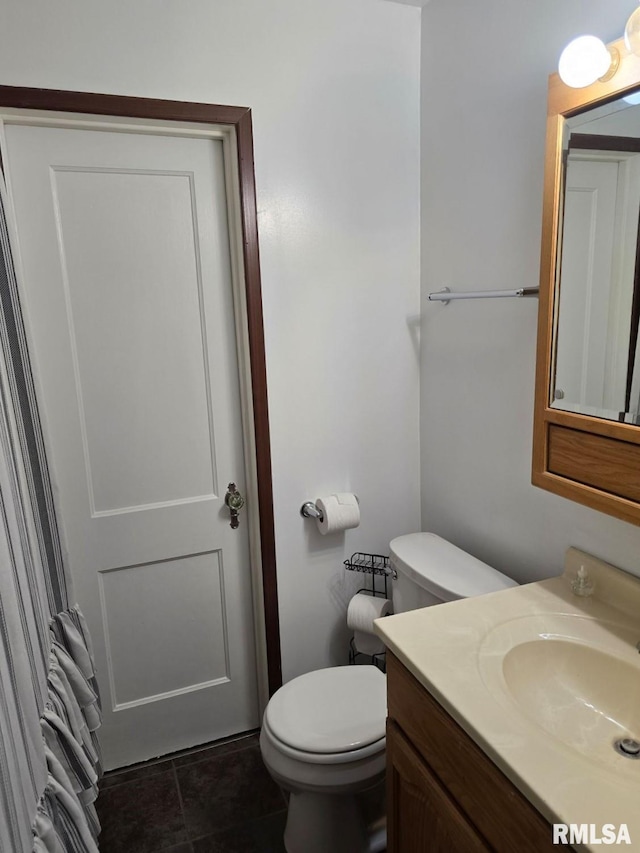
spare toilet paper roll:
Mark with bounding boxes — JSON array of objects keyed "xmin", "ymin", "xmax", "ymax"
[
  {"xmin": 316, "ymin": 493, "xmax": 360, "ymax": 535},
  {"xmin": 347, "ymin": 592, "xmax": 391, "ymax": 657}
]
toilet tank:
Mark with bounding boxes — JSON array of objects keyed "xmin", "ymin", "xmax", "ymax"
[{"xmin": 389, "ymin": 533, "xmax": 517, "ymax": 614}]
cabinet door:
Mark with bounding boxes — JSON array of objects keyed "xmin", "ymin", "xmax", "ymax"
[{"xmin": 387, "ymin": 721, "xmax": 489, "ymax": 853}]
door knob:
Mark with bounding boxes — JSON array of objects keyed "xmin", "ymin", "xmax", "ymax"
[{"xmin": 225, "ymin": 483, "xmax": 245, "ymax": 529}]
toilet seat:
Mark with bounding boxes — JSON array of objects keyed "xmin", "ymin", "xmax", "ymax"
[
  {"xmin": 264, "ymin": 665, "xmax": 386, "ymax": 757},
  {"xmin": 262, "ymin": 717, "xmax": 386, "ymax": 765}
]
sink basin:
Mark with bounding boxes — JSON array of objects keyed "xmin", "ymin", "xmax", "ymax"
[{"xmin": 479, "ymin": 613, "xmax": 640, "ymax": 775}]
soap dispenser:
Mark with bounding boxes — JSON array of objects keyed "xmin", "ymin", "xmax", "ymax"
[{"xmin": 572, "ymin": 565, "xmax": 594, "ymax": 597}]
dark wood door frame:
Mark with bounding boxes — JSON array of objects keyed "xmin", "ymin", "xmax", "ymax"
[
  {"xmin": 0, "ymin": 84, "xmax": 282, "ymax": 694},
  {"xmin": 569, "ymin": 133, "xmax": 640, "ymax": 153}
]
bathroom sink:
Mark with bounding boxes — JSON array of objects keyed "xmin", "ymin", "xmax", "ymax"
[
  {"xmin": 479, "ymin": 613, "xmax": 640, "ymax": 775},
  {"xmin": 376, "ymin": 551, "xmax": 640, "ymax": 839}
]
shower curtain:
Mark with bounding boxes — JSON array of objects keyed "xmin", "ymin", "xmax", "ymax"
[{"xmin": 0, "ymin": 176, "xmax": 102, "ymax": 852}]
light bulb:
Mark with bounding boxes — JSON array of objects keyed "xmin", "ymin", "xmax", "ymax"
[
  {"xmin": 625, "ymin": 6, "xmax": 640, "ymax": 57},
  {"xmin": 558, "ymin": 35, "xmax": 612, "ymax": 88}
]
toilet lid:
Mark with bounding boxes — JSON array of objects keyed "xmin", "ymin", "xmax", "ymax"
[{"xmin": 265, "ymin": 665, "xmax": 386, "ymax": 754}]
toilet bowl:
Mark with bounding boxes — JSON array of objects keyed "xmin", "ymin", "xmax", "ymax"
[
  {"xmin": 260, "ymin": 533, "xmax": 518, "ymax": 852},
  {"xmin": 260, "ymin": 665, "xmax": 386, "ymax": 853}
]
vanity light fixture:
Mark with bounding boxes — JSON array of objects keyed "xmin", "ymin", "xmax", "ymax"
[
  {"xmin": 558, "ymin": 4, "xmax": 640, "ymax": 88},
  {"xmin": 558, "ymin": 36, "xmax": 618, "ymax": 88},
  {"xmin": 626, "ymin": 5, "xmax": 640, "ymax": 57}
]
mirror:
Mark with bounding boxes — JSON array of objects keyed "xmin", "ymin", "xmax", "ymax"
[
  {"xmin": 533, "ymin": 38, "xmax": 640, "ymax": 527},
  {"xmin": 553, "ymin": 95, "xmax": 640, "ymax": 423}
]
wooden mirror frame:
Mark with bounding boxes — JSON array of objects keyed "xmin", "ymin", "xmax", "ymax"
[{"xmin": 533, "ymin": 37, "xmax": 640, "ymax": 526}]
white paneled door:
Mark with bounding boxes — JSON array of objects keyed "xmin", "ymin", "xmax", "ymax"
[{"xmin": 3, "ymin": 122, "xmax": 259, "ymax": 768}]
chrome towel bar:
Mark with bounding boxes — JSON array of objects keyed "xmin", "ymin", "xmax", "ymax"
[{"xmin": 428, "ymin": 286, "xmax": 539, "ymax": 304}]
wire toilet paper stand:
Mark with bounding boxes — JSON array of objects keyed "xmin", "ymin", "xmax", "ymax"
[{"xmin": 344, "ymin": 552, "xmax": 395, "ymax": 672}]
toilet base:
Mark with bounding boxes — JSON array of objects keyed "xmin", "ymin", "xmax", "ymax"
[{"xmin": 284, "ymin": 788, "xmax": 371, "ymax": 853}]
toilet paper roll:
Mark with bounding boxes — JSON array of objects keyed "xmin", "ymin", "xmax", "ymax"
[
  {"xmin": 347, "ymin": 592, "xmax": 391, "ymax": 657},
  {"xmin": 354, "ymin": 629, "xmax": 386, "ymax": 658},
  {"xmin": 316, "ymin": 493, "xmax": 360, "ymax": 535}
]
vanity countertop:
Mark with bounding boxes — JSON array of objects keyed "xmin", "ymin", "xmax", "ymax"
[{"xmin": 374, "ymin": 548, "xmax": 640, "ymax": 851}]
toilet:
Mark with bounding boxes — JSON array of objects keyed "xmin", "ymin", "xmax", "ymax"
[{"xmin": 259, "ymin": 533, "xmax": 517, "ymax": 853}]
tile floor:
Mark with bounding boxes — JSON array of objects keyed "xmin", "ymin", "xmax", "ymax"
[{"xmin": 96, "ymin": 731, "xmax": 287, "ymax": 853}]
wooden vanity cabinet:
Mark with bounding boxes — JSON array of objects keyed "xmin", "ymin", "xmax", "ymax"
[{"xmin": 386, "ymin": 653, "xmax": 556, "ymax": 853}]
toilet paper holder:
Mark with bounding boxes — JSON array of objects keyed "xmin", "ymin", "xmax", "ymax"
[
  {"xmin": 300, "ymin": 501, "xmax": 324, "ymax": 522},
  {"xmin": 343, "ymin": 552, "xmax": 396, "ymax": 581},
  {"xmin": 345, "ymin": 552, "xmax": 392, "ymax": 673},
  {"xmin": 300, "ymin": 495, "xmax": 359, "ymax": 522}
]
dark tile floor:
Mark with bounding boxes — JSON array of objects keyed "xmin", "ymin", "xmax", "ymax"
[{"xmin": 96, "ymin": 731, "xmax": 287, "ymax": 853}]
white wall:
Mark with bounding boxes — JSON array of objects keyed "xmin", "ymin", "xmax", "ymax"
[
  {"xmin": 420, "ymin": 0, "xmax": 640, "ymax": 583},
  {"xmin": 0, "ymin": 0, "xmax": 421, "ymax": 684}
]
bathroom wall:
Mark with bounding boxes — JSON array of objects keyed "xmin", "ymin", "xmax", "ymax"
[
  {"xmin": 0, "ymin": 0, "xmax": 421, "ymax": 683},
  {"xmin": 420, "ymin": 0, "xmax": 640, "ymax": 583}
]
